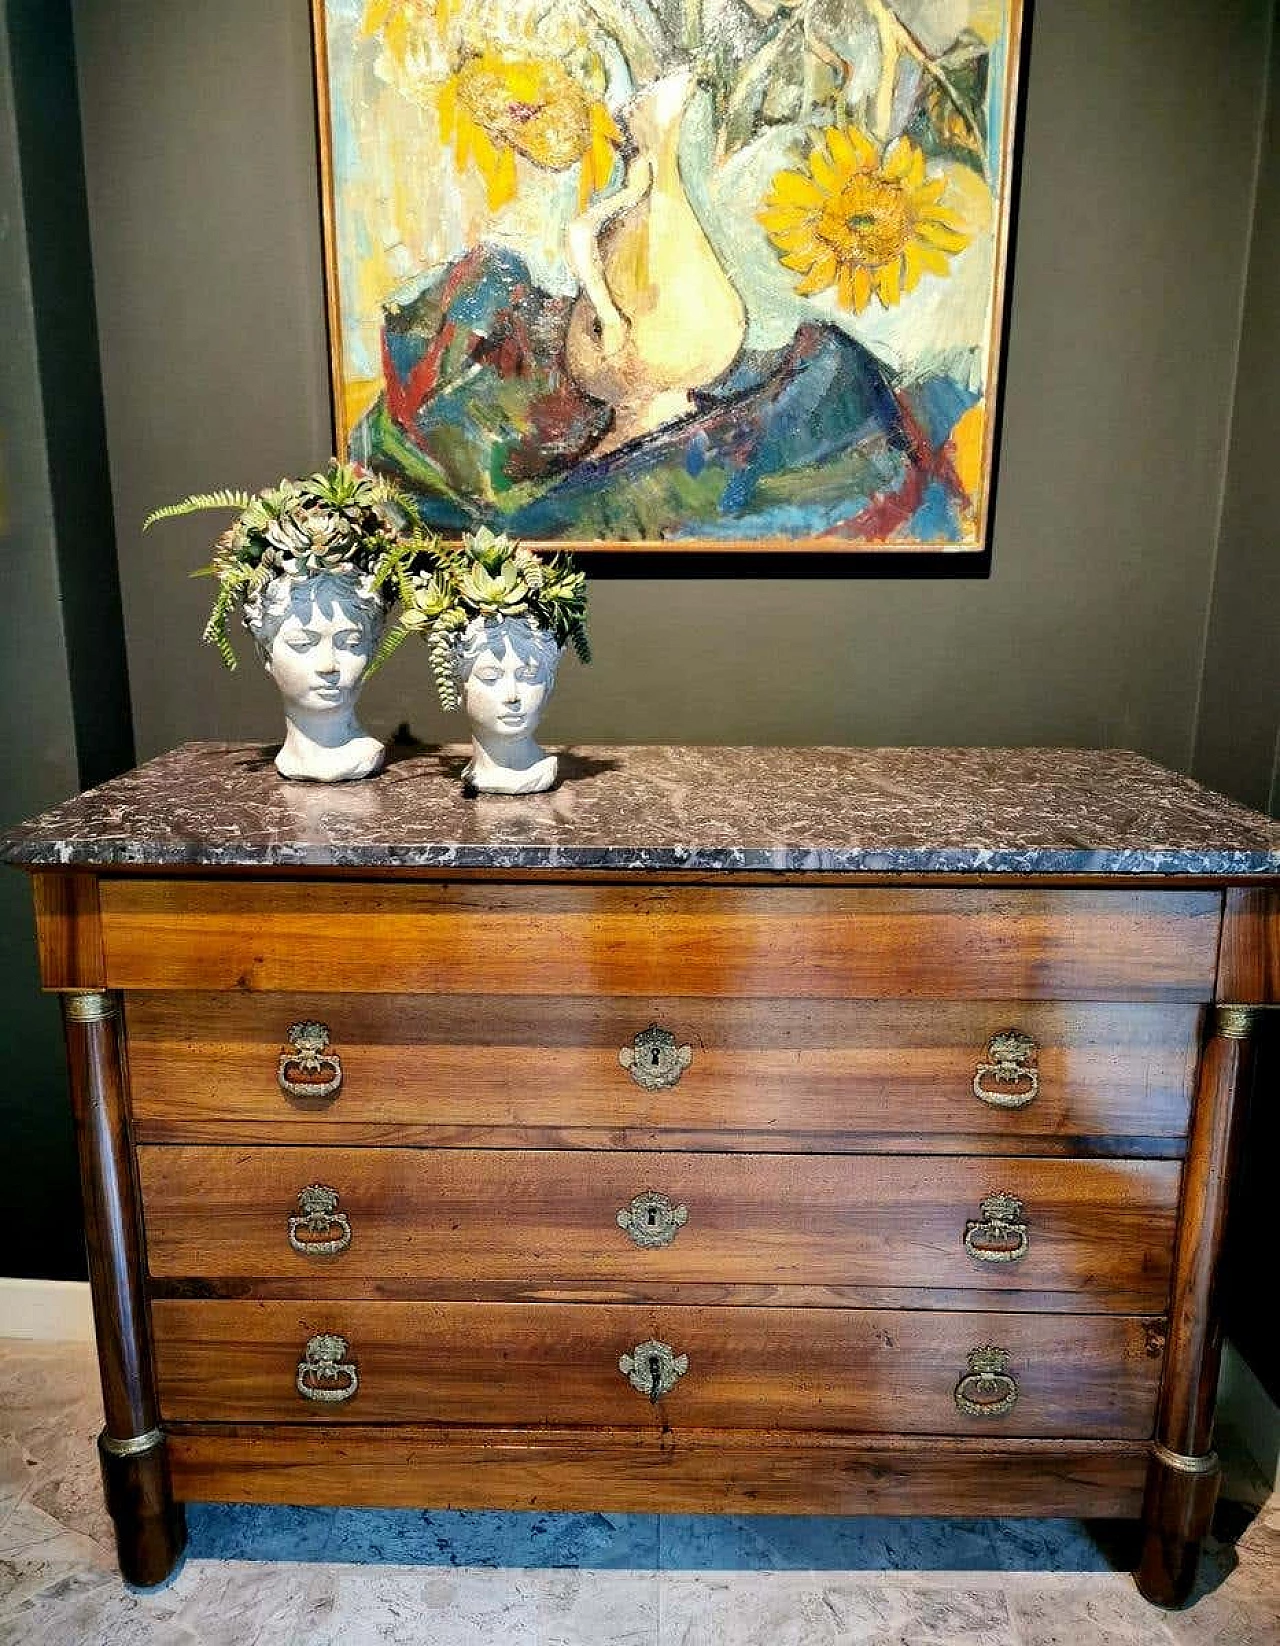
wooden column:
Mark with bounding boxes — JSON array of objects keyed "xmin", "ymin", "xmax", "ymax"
[
  {"xmin": 1134, "ymin": 1002, "xmax": 1261, "ymax": 1607},
  {"xmin": 61, "ymin": 990, "xmax": 186, "ymax": 1587}
]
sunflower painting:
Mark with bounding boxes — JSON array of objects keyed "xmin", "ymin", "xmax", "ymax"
[{"xmin": 314, "ymin": 0, "xmax": 1026, "ymax": 555}]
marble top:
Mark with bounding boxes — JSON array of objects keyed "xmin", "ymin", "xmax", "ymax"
[{"xmin": 1, "ymin": 742, "xmax": 1277, "ymax": 877}]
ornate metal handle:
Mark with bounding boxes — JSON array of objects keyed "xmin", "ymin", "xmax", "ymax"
[
  {"xmin": 963, "ymin": 1192, "xmax": 1029, "ymax": 1264},
  {"xmin": 973, "ymin": 1030, "xmax": 1039, "ymax": 1109},
  {"xmin": 295, "ymin": 1333, "xmax": 358, "ymax": 1403},
  {"xmin": 954, "ymin": 1346, "xmax": 1018, "ymax": 1417},
  {"xmin": 619, "ymin": 1338, "xmax": 688, "ymax": 1403},
  {"xmin": 278, "ymin": 1020, "xmax": 343, "ymax": 1101},
  {"xmin": 617, "ymin": 1191, "xmax": 688, "ymax": 1249},
  {"xmin": 618, "ymin": 1025, "xmax": 693, "ymax": 1091},
  {"xmin": 288, "ymin": 1184, "xmax": 353, "ymax": 1256}
]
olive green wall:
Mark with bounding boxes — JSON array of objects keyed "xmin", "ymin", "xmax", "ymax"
[
  {"xmin": 72, "ymin": 0, "xmax": 1273, "ymax": 767},
  {"xmin": 1192, "ymin": 7, "xmax": 1280, "ymax": 817}
]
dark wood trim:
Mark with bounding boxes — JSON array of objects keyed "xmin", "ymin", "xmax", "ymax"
[{"xmin": 61, "ymin": 992, "xmax": 185, "ymax": 1585}]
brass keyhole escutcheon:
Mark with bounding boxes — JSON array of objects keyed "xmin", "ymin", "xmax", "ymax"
[
  {"xmin": 619, "ymin": 1339, "xmax": 688, "ymax": 1403},
  {"xmin": 618, "ymin": 1026, "xmax": 693, "ymax": 1091},
  {"xmin": 617, "ymin": 1191, "xmax": 689, "ymax": 1249}
]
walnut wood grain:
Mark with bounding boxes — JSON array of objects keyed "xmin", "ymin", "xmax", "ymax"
[
  {"xmin": 32, "ymin": 871, "xmax": 104, "ymax": 988},
  {"xmin": 150, "ymin": 1300, "xmax": 1162, "ymax": 1438},
  {"xmin": 1215, "ymin": 887, "xmax": 1280, "ymax": 1002},
  {"xmin": 99, "ymin": 881, "xmax": 1221, "ymax": 999},
  {"xmin": 124, "ymin": 994, "xmax": 1200, "ymax": 1151},
  {"xmin": 164, "ymin": 1425, "xmax": 1150, "ymax": 1517},
  {"xmin": 138, "ymin": 1146, "xmax": 1180, "ymax": 1312}
]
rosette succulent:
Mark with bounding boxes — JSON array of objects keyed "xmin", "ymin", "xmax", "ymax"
[
  {"xmin": 369, "ymin": 526, "xmax": 589, "ymax": 711},
  {"xmin": 143, "ymin": 461, "xmax": 410, "ymax": 668}
]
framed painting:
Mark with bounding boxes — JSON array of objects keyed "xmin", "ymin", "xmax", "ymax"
[{"xmin": 313, "ymin": 0, "xmax": 1027, "ymax": 559}]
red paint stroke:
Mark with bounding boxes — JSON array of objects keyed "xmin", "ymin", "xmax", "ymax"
[{"xmin": 833, "ymin": 389, "xmax": 970, "ymax": 540}]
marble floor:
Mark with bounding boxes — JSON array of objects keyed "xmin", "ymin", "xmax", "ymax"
[{"xmin": 0, "ymin": 1340, "xmax": 1275, "ymax": 1646}]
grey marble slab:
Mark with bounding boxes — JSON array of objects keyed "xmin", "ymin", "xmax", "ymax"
[{"xmin": 1, "ymin": 743, "xmax": 1277, "ymax": 877}]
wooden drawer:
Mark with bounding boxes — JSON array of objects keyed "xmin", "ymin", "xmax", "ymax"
[
  {"xmin": 100, "ymin": 880, "xmax": 1221, "ymax": 1000},
  {"xmin": 125, "ymin": 994, "xmax": 1199, "ymax": 1153},
  {"xmin": 150, "ymin": 1300, "xmax": 1162, "ymax": 1439},
  {"xmin": 139, "ymin": 1147, "xmax": 1179, "ymax": 1312}
]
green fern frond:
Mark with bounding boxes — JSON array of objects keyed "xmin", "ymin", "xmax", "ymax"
[
  {"xmin": 364, "ymin": 620, "xmax": 412, "ymax": 681},
  {"xmin": 201, "ymin": 582, "xmax": 240, "ymax": 671},
  {"xmin": 142, "ymin": 490, "xmax": 254, "ymax": 530},
  {"xmin": 570, "ymin": 624, "xmax": 592, "ymax": 667}
]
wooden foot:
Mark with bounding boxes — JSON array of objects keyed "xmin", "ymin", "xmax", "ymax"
[
  {"xmin": 98, "ymin": 1432, "xmax": 187, "ymax": 1587},
  {"xmin": 1133, "ymin": 1445, "xmax": 1219, "ymax": 1608}
]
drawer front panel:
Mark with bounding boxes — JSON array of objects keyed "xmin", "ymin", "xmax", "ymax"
[
  {"xmin": 126, "ymin": 994, "xmax": 1199, "ymax": 1151},
  {"xmin": 100, "ymin": 880, "xmax": 1221, "ymax": 1000},
  {"xmin": 139, "ymin": 1147, "xmax": 1179, "ymax": 1311},
  {"xmin": 150, "ymin": 1300, "xmax": 1162, "ymax": 1438}
]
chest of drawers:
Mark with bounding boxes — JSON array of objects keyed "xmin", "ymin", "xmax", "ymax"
[{"xmin": 4, "ymin": 744, "xmax": 1277, "ymax": 1608}]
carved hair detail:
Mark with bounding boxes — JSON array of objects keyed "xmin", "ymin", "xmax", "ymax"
[
  {"xmin": 244, "ymin": 571, "xmax": 390, "ymax": 659},
  {"xmin": 452, "ymin": 614, "xmax": 562, "ymax": 689}
]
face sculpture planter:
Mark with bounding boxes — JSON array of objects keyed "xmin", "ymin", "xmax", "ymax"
[
  {"xmin": 377, "ymin": 527, "xmax": 590, "ymax": 797},
  {"xmin": 245, "ymin": 571, "xmax": 390, "ymax": 782},
  {"xmin": 454, "ymin": 615, "xmax": 562, "ymax": 794},
  {"xmin": 143, "ymin": 461, "xmax": 408, "ymax": 783}
]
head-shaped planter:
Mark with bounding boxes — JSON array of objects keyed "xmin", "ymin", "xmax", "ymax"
[
  {"xmin": 455, "ymin": 615, "xmax": 562, "ymax": 795},
  {"xmin": 245, "ymin": 571, "xmax": 390, "ymax": 782}
]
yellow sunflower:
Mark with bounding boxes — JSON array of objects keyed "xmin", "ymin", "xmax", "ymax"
[
  {"xmin": 439, "ymin": 52, "xmax": 621, "ymax": 211},
  {"xmin": 760, "ymin": 128, "xmax": 971, "ymax": 313}
]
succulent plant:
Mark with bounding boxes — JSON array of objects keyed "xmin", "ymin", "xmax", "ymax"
[
  {"xmin": 143, "ymin": 461, "xmax": 411, "ymax": 669},
  {"xmin": 367, "ymin": 527, "xmax": 590, "ymax": 712}
]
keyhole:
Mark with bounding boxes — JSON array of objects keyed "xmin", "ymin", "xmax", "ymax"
[
  {"xmin": 651, "ymin": 1047, "xmax": 661, "ymax": 1066},
  {"xmin": 648, "ymin": 1354, "xmax": 662, "ymax": 1403},
  {"xmin": 647, "ymin": 1206, "xmax": 659, "ymax": 1227}
]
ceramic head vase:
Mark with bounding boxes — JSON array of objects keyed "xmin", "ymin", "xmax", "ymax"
[
  {"xmin": 244, "ymin": 571, "xmax": 391, "ymax": 782},
  {"xmin": 142, "ymin": 461, "xmax": 410, "ymax": 782},
  {"xmin": 379, "ymin": 527, "xmax": 589, "ymax": 796},
  {"xmin": 454, "ymin": 615, "xmax": 562, "ymax": 794}
]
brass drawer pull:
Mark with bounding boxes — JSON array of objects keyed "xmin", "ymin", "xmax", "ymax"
[
  {"xmin": 963, "ymin": 1193, "xmax": 1029, "ymax": 1264},
  {"xmin": 619, "ymin": 1338, "xmax": 688, "ymax": 1403},
  {"xmin": 954, "ymin": 1346, "xmax": 1018, "ymax": 1417},
  {"xmin": 296, "ymin": 1333, "xmax": 358, "ymax": 1404},
  {"xmin": 288, "ymin": 1185, "xmax": 353, "ymax": 1256},
  {"xmin": 278, "ymin": 1020, "xmax": 343, "ymax": 1101},
  {"xmin": 619, "ymin": 1025, "xmax": 693, "ymax": 1091},
  {"xmin": 973, "ymin": 1030, "xmax": 1039, "ymax": 1109},
  {"xmin": 617, "ymin": 1191, "xmax": 688, "ymax": 1249}
]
